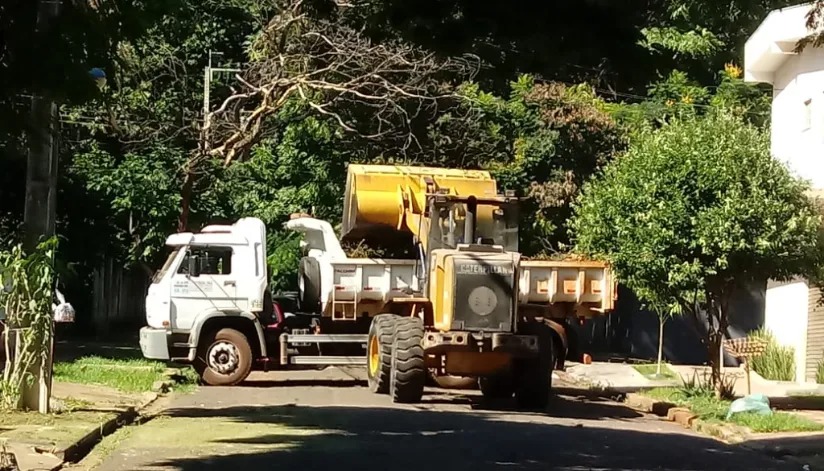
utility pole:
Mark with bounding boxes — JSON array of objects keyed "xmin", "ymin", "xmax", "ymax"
[
  {"xmin": 21, "ymin": 0, "xmax": 62, "ymax": 413},
  {"xmin": 202, "ymin": 51, "xmax": 241, "ymax": 152}
]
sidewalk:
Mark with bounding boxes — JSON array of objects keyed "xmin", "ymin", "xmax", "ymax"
[
  {"xmin": 0, "ymin": 382, "xmax": 157, "ymax": 471},
  {"xmin": 566, "ymin": 361, "xmax": 824, "ymax": 400}
]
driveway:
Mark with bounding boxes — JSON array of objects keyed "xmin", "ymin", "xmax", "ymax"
[{"xmin": 93, "ymin": 368, "xmax": 798, "ymax": 471}]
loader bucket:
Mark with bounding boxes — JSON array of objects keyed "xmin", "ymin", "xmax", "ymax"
[{"xmin": 341, "ymin": 164, "xmax": 500, "ymax": 241}]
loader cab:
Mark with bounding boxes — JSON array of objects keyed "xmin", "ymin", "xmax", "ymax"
[{"xmin": 426, "ymin": 194, "xmax": 519, "ymax": 254}]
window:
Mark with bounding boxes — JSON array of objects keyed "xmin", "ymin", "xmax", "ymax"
[
  {"xmin": 803, "ymin": 98, "xmax": 812, "ymax": 131},
  {"xmin": 178, "ymin": 247, "xmax": 233, "ymax": 275},
  {"xmin": 152, "ymin": 248, "xmax": 180, "ymax": 284}
]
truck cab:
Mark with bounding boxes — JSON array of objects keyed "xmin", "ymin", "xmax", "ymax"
[{"xmin": 140, "ymin": 218, "xmax": 272, "ymax": 385}]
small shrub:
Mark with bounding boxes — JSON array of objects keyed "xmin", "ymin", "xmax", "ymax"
[
  {"xmin": 678, "ymin": 370, "xmax": 736, "ymax": 400},
  {"xmin": 817, "ymin": 359, "xmax": 824, "ymax": 385},
  {"xmin": 748, "ymin": 328, "xmax": 795, "ymax": 382}
]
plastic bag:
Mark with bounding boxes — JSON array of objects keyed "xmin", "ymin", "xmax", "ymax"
[{"xmin": 726, "ymin": 393, "xmax": 772, "ymax": 420}]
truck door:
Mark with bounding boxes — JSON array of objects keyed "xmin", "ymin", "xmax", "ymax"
[{"xmin": 170, "ymin": 246, "xmax": 240, "ymax": 330}]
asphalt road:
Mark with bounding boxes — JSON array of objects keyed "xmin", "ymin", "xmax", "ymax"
[{"xmin": 92, "ymin": 368, "xmax": 801, "ymax": 471}]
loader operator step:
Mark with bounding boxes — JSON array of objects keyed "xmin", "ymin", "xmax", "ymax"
[{"xmin": 279, "ymin": 333, "xmax": 368, "ymax": 366}]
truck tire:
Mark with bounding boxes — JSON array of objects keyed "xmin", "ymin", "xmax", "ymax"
[
  {"xmin": 196, "ymin": 328, "xmax": 253, "ymax": 386},
  {"xmin": 390, "ymin": 317, "xmax": 426, "ymax": 403},
  {"xmin": 513, "ymin": 322, "xmax": 554, "ymax": 410},
  {"xmin": 479, "ymin": 371, "xmax": 514, "ymax": 399},
  {"xmin": 299, "ymin": 257, "xmax": 321, "ymax": 313},
  {"xmin": 367, "ymin": 314, "xmax": 399, "ymax": 394}
]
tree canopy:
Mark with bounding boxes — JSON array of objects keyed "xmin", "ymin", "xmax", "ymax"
[
  {"xmin": 570, "ymin": 113, "xmax": 824, "ymax": 392},
  {"xmin": 0, "ymin": 0, "xmax": 811, "ymax": 328}
]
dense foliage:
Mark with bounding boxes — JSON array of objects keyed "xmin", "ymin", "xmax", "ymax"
[
  {"xmin": 0, "ymin": 0, "xmax": 813, "ymax": 331},
  {"xmin": 570, "ymin": 113, "xmax": 823, "ymax": 393}
]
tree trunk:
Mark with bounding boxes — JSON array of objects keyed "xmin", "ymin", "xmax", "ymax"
[
  {"xmin": 656, "ymin": 316, "xmax": 664, "ymax": 376},
  {"xmin": 178, "ymin": 170, "xmax": 194, "ymax": 232},
  {"xmin": 704, "ymin": 286, "xmax": 731, "ymax": 399},
  {"xmin": 708, "ymin": 330, "xmax": 723, "ymax": 399}
]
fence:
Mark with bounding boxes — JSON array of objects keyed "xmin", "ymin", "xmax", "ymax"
[{"xmin": 91, "ymin": 258, "xmax": 149, "ymax": 335}]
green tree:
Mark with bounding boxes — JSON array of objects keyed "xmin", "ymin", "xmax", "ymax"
[
  {"xmin": 425, "ymin": 77, "xmax": 625, "ymax": 255},
  {"xmin": 571, "ymin": 113, "xmax": 823, "ymax": 396}
]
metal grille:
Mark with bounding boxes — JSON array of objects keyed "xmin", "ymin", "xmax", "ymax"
[{"xmin": 451, "ymin": 260, "xmax": 514, "ymax": 332}]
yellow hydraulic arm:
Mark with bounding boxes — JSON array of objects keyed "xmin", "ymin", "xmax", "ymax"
[{"xmin": 340, "ymin": 164, "xmax": 502, "ymax": 251}]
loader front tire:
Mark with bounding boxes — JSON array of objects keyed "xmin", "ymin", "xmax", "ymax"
[
  {"xmin": 390, "ymin": 317, "xmax": 425, "ymax": 403},
  {"xmin": 513, "ymin": 322, "xmax": 554, "ymax": 410},
  {"xmin": 367, "ymin": 314, "xmax": 399, "ymax": 394}
]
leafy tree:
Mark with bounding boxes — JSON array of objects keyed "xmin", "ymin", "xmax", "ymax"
[
  {"xmin": 571, "ymin": 113, "xmax": 823, "ymax": 396},
  {"xmin": 428, "ymin": 77, "xmax": 625, "ymax": 255},
  {"xmin": 609, "ymin": 65, "xmax": 772, "ymax": 132}
]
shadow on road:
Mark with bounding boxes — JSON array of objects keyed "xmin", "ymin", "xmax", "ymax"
[
  {"xmin": 238, "ymin": 379, "xmax": 367, "ymax": 388},
  {"xmin": 417, "ymin": 392, "xmax": 645, "ymax": 420},
  {"xmin": 54, "ymin": 339, "xmax": 144, "ymax": 363},
  {"xmin": 144, "ymin": 404, "xmax": 793, "ymax": 471}
]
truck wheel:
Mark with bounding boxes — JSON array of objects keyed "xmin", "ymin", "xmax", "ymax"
[
  {"xmin": 479, "ymin": 372, "xmax": 514, "ymax": 399},
  {"xmin": 197, "ymin": 328, "xmax": 253, "ymax": 386},
  {"xmin": 299, "ymin": 257, "xmax": 321, "ymax": 313},
  {"xmin": 367, "ymin": 314, "xmax": 398, "ymax": 394},
  {"xmin": 390, "ymin": 317, "xmax": 425, "ymax": 403},
  {"xmin": 514, "ymin": 323, "xmax": 554, "ymax": 410}
]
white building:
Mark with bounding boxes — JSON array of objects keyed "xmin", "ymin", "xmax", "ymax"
[{"xmin": 745, "ymin": 2, "xmax": 824, "ymax": 384}]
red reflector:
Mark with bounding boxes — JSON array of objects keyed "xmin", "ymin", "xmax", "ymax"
[
  {"xmin": 335, "ymin": 286, "xmax": 345, "ymax": 291},
  {"xmin": 363, "ymin": 287, "xmax": 374, "ymax": 291},
  {"xmin": 537, "ymin": 288, "xmax": 548, "ymax": 293}
]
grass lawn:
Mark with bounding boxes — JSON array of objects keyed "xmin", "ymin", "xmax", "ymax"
[
  {"xmin": 53, "ymin": 356, "xmax": 198, "ymax": 393},
  {"xmin": 642, "ymin": 387, "xmax": 824, "ymax": 433},
  {"xmin": 633, "ymin": 363, "xmax": 677, "ymax": 380}
]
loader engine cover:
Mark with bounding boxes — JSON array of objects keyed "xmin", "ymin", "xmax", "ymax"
[{"xmin": 450, "ymin": 257, "xmax": 515, "ymax": 332}]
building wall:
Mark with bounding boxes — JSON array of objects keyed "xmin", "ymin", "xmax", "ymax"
[
  {"xmin": 806, "ymin": 287, "xmax": 824, "ymax": 383},
  {"xmin": 765, "ymin": 279, "xmax": 809, "ymax": 382},
  {"xmin": 771, "ymin": 47, "xmax": 824, "ymax": 189}
]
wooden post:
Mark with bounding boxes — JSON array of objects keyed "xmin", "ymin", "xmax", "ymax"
[{"xmin": 723, "ymin": 338, "xmax": 767, "ymax": 397}]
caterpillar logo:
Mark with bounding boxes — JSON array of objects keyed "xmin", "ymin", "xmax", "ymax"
[{"xmin": 456, "ymin": 263, "xmax": 514, "ymax": 276}]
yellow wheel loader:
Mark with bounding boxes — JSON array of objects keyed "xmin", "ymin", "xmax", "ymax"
[{"xmin": 342, "ymin": 164, "xmax": 614, "ymax": 408}]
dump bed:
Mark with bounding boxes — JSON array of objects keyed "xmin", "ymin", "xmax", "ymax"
[
  {"xmin": 518, "ymin": 260, "xmax": 616, "ymax": 314},
  {"xmin": 324, "ymin": 256, "xmax": 615, "ymax": 315},
  {"xmin": 327, "ymin": 258, "xmax": 420, "ymax": 304}
]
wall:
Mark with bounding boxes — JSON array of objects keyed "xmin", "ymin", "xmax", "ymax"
[
  {"xmin": 764, "ymin": 279, "xmax": 809, "ymax": 382},
  {"xmin": 806, "ymin": 287, "xmax": 824, "ymax": 383},
  {"xmin": 771, "ymin": 48, "xmax": 824, "ymax": 189},
  {"xmin": 575, "ymin": 282, "xmax": 766, "ymax": 367}
]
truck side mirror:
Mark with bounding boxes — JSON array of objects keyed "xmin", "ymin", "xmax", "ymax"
[{"xmin": 188, "ymin": 255, "xmax": 201, "ymax": 278}]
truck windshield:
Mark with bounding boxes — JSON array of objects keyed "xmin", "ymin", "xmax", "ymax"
[
  {"xmin": 152, "ymin": 248, "xmax": 180, "ymax": 284},
  {"xmin": 428, "ymin": 201, "xmax": 518, "ymax": 252}
]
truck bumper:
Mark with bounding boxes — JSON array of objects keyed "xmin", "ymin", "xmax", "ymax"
[{"xmin": 139, "ymin": 327, "xmax": 171, "ymax": 361}]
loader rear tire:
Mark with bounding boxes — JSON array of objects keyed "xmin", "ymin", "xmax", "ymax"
[
  {"xmin": 390, "ymin": 317, "xmax": 425, "ymax": 404},
  {"xmin": 430, "ymin": 372, "xmax": 479, "ymax": 390},
  {"xmin": 479, "ymin": 372, "xmax": 514, "ymax": 399},
  {"xmin": 367, "ymin": 314, "xmax": 399, "ymax": 394},
  {"xmin": 513, "ymin": 322, "xmax": 554, "ymax": 410}
]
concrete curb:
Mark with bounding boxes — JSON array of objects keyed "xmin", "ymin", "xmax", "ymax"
[
  {"xmin": 52, "ymin": 391, "xmax": 160, "ymax": 467},
  {"xmin": 624, "ymin": 393, "xmax": 747, "ymax": 443}
]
